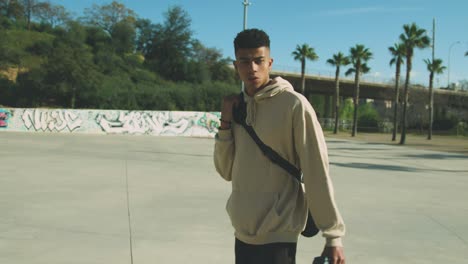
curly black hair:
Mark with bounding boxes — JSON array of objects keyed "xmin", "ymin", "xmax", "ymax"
[{"xmin": 234, "ymin": 28, "xmax": 270, "ymax": 53}]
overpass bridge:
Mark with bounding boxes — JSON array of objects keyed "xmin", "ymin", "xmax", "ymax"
[{"xmin": 271, "ymin": 70, "xmax": 468, "ymax": 110}]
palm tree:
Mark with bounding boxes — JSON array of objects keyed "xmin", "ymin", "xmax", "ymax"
[
  {"xmin": 399, "ymin": 23, "xmax": 431, "ymax": 145},
  {"xmin": 388, "ymin": 43, "xmax": 406, "ymax": 141},
  {"xmin": 327, "ymin": 52, "xmax": 350, "ymax": 134},
  {"xmin": 346, "ymin": 44, "xmax": 372, "ymax": 137},
  {"xmin": 292, "ymin": 44, "xmax": 319, "ymax": 94},
  {"xmin": 346, "ymin": 63, "xmax": 371, "ymax": 76},
  {"xmin": 423, "ymin": 58, "xmax": 446, "ymax": 140}
]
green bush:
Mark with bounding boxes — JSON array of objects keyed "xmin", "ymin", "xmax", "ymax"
[
  {"xmin": 455, "ymin": 122, "xmax": 468, "ymax": 136},
  {"xmin": 309, "ymin": 95, "xmax": 325, "ymax": 117},
  {"xmin": 340, "ymin": 98, "xmax": 354, "ymax": 121},
  {"xmin": 358, "ymin": 102, "xmax": 381, "ymax": 129},
  {"xmin": 433, "ymin": 108, "xmax": 459, "ymax": 131}
]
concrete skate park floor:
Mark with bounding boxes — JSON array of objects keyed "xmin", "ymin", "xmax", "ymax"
[{"xmin": 1, "ymin": 132, "xmax": 467, "ymax": 264}]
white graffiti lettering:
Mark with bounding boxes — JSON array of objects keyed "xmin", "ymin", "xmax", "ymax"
[
  {"xmin": 22, "ymin": 109, "xmax": 83, "ymax": 132},
  {"xmin": 7, "ymin": 108, "xmax": 219, "ymax": 137},
  {"xmin": 96, "ymin": 111, "xmax": 199, "ymax": 135}
]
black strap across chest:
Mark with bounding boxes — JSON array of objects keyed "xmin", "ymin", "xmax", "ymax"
[{"xmin": 232, "ymin": 92, "xmax": 302, "ymax": 183}]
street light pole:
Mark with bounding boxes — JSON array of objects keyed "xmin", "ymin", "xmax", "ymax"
[
  {"xmin": 242, "ymin": 0, "xmax": 251, "ymax": 30},
  {"xmin": 240, "ymin": 1, "xmax": 251, "ymax": 91},
  {"xmin": 447, "ymin": 41, "xmax": 460, "ymax": 88}
]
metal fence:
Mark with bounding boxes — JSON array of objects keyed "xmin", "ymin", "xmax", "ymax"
[{"xmin": 318, "ymin": 118, "xmax": 393, "ymax": 133}]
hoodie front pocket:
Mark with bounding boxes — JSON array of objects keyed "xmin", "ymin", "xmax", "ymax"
[{"xmin": 226, "ymin": 191, "xmax": 283, "ymax": 236}]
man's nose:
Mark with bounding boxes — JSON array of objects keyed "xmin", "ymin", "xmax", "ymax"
[{"xmin": 248, "ymin": 61, "xmax": 258, "ymax": 71}]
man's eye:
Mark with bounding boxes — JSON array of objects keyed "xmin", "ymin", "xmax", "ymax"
[{"xmin": 254, "ymin": 59, "xmax": 264, "ymax": 64}]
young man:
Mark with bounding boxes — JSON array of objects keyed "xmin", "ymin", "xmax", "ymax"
[{"xmin": 214, "ymin": 29, "xmax": 346, "ymax": 264}]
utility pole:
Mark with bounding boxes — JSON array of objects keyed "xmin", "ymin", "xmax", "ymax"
[
  {"xmin": 432, "ymin": 18, "xmax": 435, "ymax": 67},
  {"xmin": 428, "ymin": 18, "xmax": 435, "ymax": 140}
]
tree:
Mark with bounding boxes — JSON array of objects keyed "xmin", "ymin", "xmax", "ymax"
[
  {"xmin": 399, "ymin": 23, "xmax": 430, "ymax": 145},
  {"xmin": 22, "ymin": 0, "xmax": 33, "ymax": 29},
  {"xmin": 146, "ymin": 6, "xmax": 193, "ymax": 81},
  {"xmin": 388, "ymin": 43, "xmax": 406, "ymax": 141},
  {"xmin": 0, "ymin": 0, "xmax": 25, "ymax": 23},
  {"xmin": 135, "ymin": 18, "xmax": 156, "ymax": 56},
  {"xmin": 292, "ymin": 43, "xmax": 318, "ymax": 94},
  {"xmin": 22, "ymin": 0, "xmax": 40, "ymax": 30},
  {"xmin": 189, "ymin": 40, "xmax": 234, "ymax": 83},
  {"xmin": 85, "ymin": 26, "xmax": 111, "ymax": 54},
  {"xmin": 111, "ymin": 19, "xmax": 135, "ymax": 55},
  {"xmin": 327, "ymin": 52, "xmax": 349, "ymax": 134},
  {"xmin": 0, "ymin": 28, "xmax": 25, "ymax": 67},
  {"xmin": 423, "ymin": 58, "xmax": 446, "ymax": 140},
  {"xmin": 187, "ymin": 40, "xmax": 214, "ymax": 83},
  {"xmin": 82, "ymin": 1, "xmax": 136, "ymax": 35},
  {"xmin": 34, "ymin": 1, "xmax": 69, "ymax": 27},
  {"xmin": 346, "ymin": 44, "xmax": 372, "ymax": 137},
  {"xmin": 44, "ymin": 21, "xmax": 100, "ymax": 108}
]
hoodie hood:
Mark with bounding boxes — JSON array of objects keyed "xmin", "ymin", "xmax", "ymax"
[{"xmin": 242, "ymin": 76, "xmax": 294, "ymax": 126}]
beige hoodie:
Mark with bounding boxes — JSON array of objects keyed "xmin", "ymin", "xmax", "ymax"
[{"xmin": 214, "ymin": 77, "xmax": 345, "ymax": 246}]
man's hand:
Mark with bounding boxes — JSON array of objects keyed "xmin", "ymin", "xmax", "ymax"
[
  {"xmin": 321, "ymin": 246, "xmax": 345, "ymax": 264},
  {"xmin": 220, "ymin": 94, "xmax": 240, "ymax": 129}
]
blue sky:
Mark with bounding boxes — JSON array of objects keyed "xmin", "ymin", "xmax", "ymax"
[{"xmin": 57, "ymin": 0, "xmax": 468, "ymax": 87}]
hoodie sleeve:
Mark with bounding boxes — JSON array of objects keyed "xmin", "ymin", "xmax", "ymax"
[
  {"xmin": 213, "ymin": 129, "xmax": 235, "ymax": 181},
  {"xmin": 293, "ymin": 98, "xmax": 345, "ymax": 247}
]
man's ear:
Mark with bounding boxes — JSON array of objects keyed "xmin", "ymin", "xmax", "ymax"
[
  {"xmin": 269, "ymin": 58, "xmax": 274, "ymax": 70},
  {"xmin": 233, "ymin": 60, "xmax": 238, "ymax": 71}
]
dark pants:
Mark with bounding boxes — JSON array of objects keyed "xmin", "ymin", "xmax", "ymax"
[{"xmin": 235, "ymin": 238, "xmax": 297, "ymax": 264}]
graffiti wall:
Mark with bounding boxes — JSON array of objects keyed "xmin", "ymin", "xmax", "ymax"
[
  {"xmin": 0, "ymin": 108, "xmax": 221, "ymax": 137},
  {"xmin": 0, "ymin": 109, "xmax": 11, "ymax": 128}
]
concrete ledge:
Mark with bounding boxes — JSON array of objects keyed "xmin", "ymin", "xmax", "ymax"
[{"xmin": 0, "ymin": 108, "xmax": 221, "ymax": 138}]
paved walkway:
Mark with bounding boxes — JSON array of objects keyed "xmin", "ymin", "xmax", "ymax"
[{"xmin": 1, "ymin": 132, "xmax": 467, "ymax": 263}]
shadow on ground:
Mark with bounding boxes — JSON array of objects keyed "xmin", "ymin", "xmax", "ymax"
[
  {"xmin": 403, "ymin": 153, "xmax": 468, "ymax": 160},
  {"xmin": 330, "ymin": 162, "xmax": 468, "ymax": 173}
]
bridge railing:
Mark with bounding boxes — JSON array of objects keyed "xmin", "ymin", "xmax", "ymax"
[{"xmin": 272, "ymin": 64, "xmax": 394, "ymax": 84}]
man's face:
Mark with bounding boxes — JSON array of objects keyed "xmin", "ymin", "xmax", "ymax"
[{"xmin": 234, "ymin": 46, "xmax": 273, "ymax": 95}]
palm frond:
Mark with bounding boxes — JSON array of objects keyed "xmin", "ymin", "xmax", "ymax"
[
  {"xmin": 345, "ymin": 68, "xmax": 355, "ymax": 76},
  {"xmin": 291, "ymin": 43, "xmax": 319, "ymax": 62},
  {"xmin": 349, "ymin": 44, "xmax": 372, "ymax": 70},
  {"xmin": 388, "ymin": 43, "xmax": 406, "ymax": 66},
  {"xmin": 424, "ymin": 58, "xmax": 446, "ymax": 74},
  {"xmin": 327, "ymin": 52, "xmax": 349, "ymax": 67}
]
